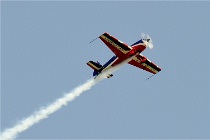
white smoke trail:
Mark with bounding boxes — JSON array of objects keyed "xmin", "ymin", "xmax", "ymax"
[
  {"xmin": 0, "ymin": 78, "xmax": 102, "ymax": 140},
  {"xmin": 0, "ymin": 59, "xmax": 131, "ymax": 140}
]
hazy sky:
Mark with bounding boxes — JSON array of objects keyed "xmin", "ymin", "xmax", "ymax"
[{"xmin": 2, "ymin": 1, "xmax": 210, "ymax": 139}]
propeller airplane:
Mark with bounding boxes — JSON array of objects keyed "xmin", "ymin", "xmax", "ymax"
[{"xmin": 87, "ymin": 32, "xmax": 161, "ymax": 79}]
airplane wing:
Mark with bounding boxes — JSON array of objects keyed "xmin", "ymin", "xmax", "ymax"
[
  {"xmin": 99, "ymin": 32, "xmax": 161, "ymax": 74},
  {"xmin": 99, "ymin": 32, "xmax": 132, "ymax": 57},
  {"xmin": 129, "ymin": 54, "xmax": 161, "ymax": 74}
]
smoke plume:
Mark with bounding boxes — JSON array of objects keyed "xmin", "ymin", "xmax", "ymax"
[
  {"xmin": 0, "ymin": 78, "xmax": 101, "ymax": 140},
  {"xmin": 1, "ymin": 60, "xmax": 129, "ymax": 140}
]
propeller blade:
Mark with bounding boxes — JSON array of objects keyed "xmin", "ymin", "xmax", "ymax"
[
  {"xmin": 148, "ymin": 43, "xmax": 154, "ymax": 49},
  {"xmin": 141, "ymin": 33, "xmax": 146, "ymax": 39},
  {"xmin": 141, "ymin": 33, "xmax": 154, "ymax": 49}
]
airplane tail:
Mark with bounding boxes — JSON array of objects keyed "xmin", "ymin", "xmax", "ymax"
[{"xmin": 86, "ymin": 61, "xmax": 103, "ymax": 76}]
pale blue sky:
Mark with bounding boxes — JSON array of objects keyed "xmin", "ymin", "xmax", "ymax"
[{"xmin": 2, "ymin": 1, "xmax": 210, "ymax": 139}]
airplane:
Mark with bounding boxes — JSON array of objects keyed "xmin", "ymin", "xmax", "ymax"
[{"xmin": 87, "ymin": 32, "xmax": 161, "ymax": 79}]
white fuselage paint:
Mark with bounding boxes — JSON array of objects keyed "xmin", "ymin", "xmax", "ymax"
[{"xmin": 95, "ymin": 53, "xmax": 138, "ymax": 80}]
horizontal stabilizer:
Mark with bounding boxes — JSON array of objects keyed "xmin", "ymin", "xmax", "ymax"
[{"xmin": 87, "ymin": 61, "xmax": 102, "ymax": 71}]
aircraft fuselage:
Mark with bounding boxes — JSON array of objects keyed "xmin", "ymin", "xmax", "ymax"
[{"xmin": 96, "ymin": 44, "xmax": 146, "ymax": 78}]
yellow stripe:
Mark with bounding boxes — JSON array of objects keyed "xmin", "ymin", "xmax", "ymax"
[
  {"xmin": 141, "ymin": 63, "xmax": 158, "ymax": 74},
  {"xmin": 133, "ymin": 56, "xmax": 141, "ymax": 63},
  {"xmin": 88, "ymin": 62, "xmax": 100, "ymax": 70},
  {"xmin": 101, "ymin": 35, "xmax": 129, "ymax": 54}
]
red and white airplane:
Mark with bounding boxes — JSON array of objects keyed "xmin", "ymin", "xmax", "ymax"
[{"xmin": 87, "ymin": 32, "xmax": 161, "ymax": 79}]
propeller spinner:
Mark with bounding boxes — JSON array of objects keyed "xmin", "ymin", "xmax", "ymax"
[{"xmin": 141, "ymin": 33, "xmax": 154, "ymax": 49}]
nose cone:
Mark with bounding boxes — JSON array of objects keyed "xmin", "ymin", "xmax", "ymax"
[
  {"xmin": 142, "ymin": 39, "xmax": 153, "ymax": 49},
  {"xmin": 142, "ymin": 39, "xmax": 148, "ymax": 46}
]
